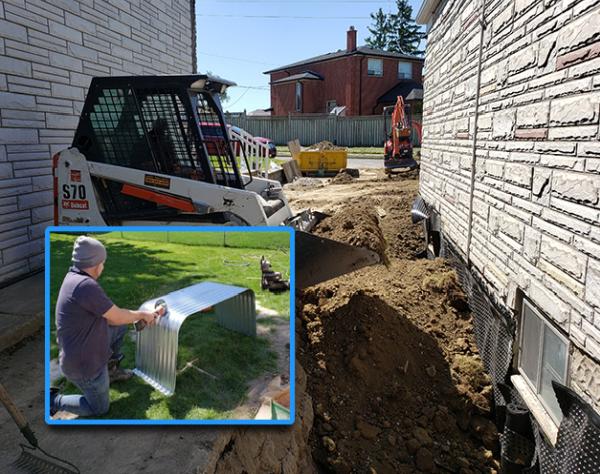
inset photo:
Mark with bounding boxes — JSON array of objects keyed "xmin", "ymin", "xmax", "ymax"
[{"xmin": 44, "ymin": 227, "xmax": 294, "ymax": 425}]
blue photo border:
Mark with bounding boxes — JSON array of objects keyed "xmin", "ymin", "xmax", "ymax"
[{"xmin": 44, "ymin": 225, "xmax": 295, "ymax": 426}]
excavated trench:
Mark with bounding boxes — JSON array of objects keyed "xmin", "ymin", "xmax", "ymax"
[{"xmin": 211, "ymin": 174, "xmax": 500, "ymax": 473}]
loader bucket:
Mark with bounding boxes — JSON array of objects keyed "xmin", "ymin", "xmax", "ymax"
[
  {"xmin": 384, "ymin": 157, "xmax": 419, "ymax": 173},
  {"xmin": 287, "ymin": 209, "xmax": 381, "ymax": 288},
  {"xmin": 287, "ymin": 209, "xmax": 329, "ymax": 232},
  {"xmin": 295, "ymin": 231, "xmax": 380, "ymax": 289}
]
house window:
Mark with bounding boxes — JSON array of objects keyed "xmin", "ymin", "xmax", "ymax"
[
  {"xmin": 367, "ymin": 58, "xmax": 383, "ymax": 77},
  {"xmin": 326, "ymin": 100, "xmax": 337, "ymax": 113},
  {"xmin": 398, "ymin": 62, "xmax": 413, "ymax": 79},
  {"xmin": 295, "ymin": 82, "xmax": 302, "ymax": 112},
  {"xmin": 518, "ymin": 300, "xmax": 569, "ymax": 424}
]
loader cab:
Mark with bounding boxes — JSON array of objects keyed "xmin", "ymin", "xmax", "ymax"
[
  {"xmin": 69, "ymin": 75, "xmax": 250, "ymax": 221},
  {"xmin": 72, "ymin": 75, "xmax": 242, "ymax": 187}
]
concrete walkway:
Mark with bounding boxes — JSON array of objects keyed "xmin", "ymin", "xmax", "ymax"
[
  {"xmin": 0, "ymin": 274, "xmax": 225, "ymax": 473},
  {"xmin": 0, "ymin": 334, "xmax": 226, "ymax": 472},
  {"xmin": 0, "ymin": 272, "xmax": 44, "ymax": 352}
]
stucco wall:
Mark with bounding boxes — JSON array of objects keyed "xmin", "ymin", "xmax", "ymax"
[
  {"xmin": 0, "ymin": 0, "xmax": 194, "ymax": 284},
  {"xmin": 419, "ymin": 0, "xmax": 600, "ymax": 409}
]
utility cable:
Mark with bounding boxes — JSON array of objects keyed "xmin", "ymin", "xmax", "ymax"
[
  {"xmin": 197, "ymin": 13, "xmax": 367, "ymax": 19},
  {"xmin": 225, "ymin": 87, "xmax": 252, "ymax": 108},
  {"xmin": 207, "ymin": 0, "xmax": 390, "ymax": 3}
]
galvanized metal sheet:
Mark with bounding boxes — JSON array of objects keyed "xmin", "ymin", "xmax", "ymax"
[{"xmin": 133, "ymin": 282, "xmax": 256, "ymax": 396}]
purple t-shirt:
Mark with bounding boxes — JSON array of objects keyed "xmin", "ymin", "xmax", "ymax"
[{"xmin": 55, "ymin": 267, "xmax": 114, "ymax": 380}]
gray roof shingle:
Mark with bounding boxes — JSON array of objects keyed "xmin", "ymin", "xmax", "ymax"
[
  {"xmin": 264, "ymin": 46, "xmax": 423, "ymax": 74},
  {"xmin": 271, "ymin": 71, "xmax": 324, "ymax": 84}
]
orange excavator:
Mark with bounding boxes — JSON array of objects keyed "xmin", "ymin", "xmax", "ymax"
[{"xmin": 383, "ymin": 96, "xmax": 419, "ymax": 173}]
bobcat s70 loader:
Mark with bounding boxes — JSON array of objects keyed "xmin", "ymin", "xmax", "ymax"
[{"xmin": 53, "ymin": 75, "xmax": 379, "ymax": 287}]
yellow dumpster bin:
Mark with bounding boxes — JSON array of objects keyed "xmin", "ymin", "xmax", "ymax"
[{"xmin": 295, "ymin": 150, "xmax": 348, "ymax": 175}]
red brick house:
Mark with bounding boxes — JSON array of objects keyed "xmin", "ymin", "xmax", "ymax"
[{"xmin": 265, "ymin": 27, "xmax": 424, "ymax": 116}]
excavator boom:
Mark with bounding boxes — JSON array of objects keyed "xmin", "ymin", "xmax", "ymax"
[{"xmin": 383, "ymin": 96, "xmax": 418, "ymax": 172}]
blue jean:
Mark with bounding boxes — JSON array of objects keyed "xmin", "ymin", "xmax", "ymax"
[
  {"xmin": 53, "ymin": 366, "xmax": 110, "ymax": 416},
  {"xmin": 108, "ymin": 324, "xmax": 127, "ymax": 363},
  {"xmin": 52, "ymin": 325, "xmax": 128, "ymax": 417}
]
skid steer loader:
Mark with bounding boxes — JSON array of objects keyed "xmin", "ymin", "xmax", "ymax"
[{"xmin": 53, "ymin": 75, "xmax": 379, "ymax": 287}]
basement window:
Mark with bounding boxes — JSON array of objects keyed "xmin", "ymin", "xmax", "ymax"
[
  {"xmin": 368, "ymin": 58, "xmax": 383, "ymax": 77},
  {"xmin": 518, "ymin": 300, "xmax": 569, "ymax": 425}
]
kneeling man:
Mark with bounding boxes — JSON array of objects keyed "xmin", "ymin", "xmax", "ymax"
[{"xmin": 51, "ymin": 235, "xmax": 163, "ymax": 417}]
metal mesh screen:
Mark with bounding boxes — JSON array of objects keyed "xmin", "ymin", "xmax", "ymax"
[
  {"xmin": 440, "ymin": 238, "xmax": 514, "ymax": 405},
  {"xmin": 136, "ymin": 90, "xmax": 197, "ymax": 172},
  {"xmin": 73, "ymin": 78, "xmax": 244, "ymax": 190},
  {"xmin": 85, "ymin": 87, "xmax": 142, "ymax": 167},
  {"xmin": 85, "ymin": 87, "xmax": 204, "ymax": 175},
  {"xmin": 197, "ymin": 94, "xmax": 239, "ymax": 188}
]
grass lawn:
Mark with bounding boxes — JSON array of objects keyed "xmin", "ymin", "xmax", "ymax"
[
  {"xmin": 49, "ymin": 232, "xmax": 290, "ymax": 420},
  {"xmin": 112, "ymin": 230, "xmax": 289, "ymax": 250}
]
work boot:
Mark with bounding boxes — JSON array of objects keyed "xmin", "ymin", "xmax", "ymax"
[
  {"xmin": 49, "ymin": 387, "xmax": 59, "ymax": 416},
  {"xmin": 109, "ymin": 366, "xmax": 133, "ymax": 383}
]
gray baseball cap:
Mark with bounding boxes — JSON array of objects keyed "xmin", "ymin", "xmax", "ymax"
[{"xmin": 72, "ymin": 236, "xmax": 107, "ymax": 269}]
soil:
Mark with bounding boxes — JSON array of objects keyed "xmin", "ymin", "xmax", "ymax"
[
  {"xmin": 307, "ymin": 141, "xmax": 344, "ymax": 151},
  {"xmin": 290, "ymin": 171, "xmax": 500, "ymax": 473},
  {"xmin": 210, "ymin": 363, "xmax": 316, "ymax": 474},
  {"xmin": 330, "ymin": 170, "xmax": 355, "ymax": 185},
  {"xmin": 314, "ymin": 203, "xmax": 388, "ymax": 264}
]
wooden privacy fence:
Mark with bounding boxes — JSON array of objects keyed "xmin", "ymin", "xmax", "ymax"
[{"xmin": 225, "ymin": 113, "xmax": 422, "ymax": 147}]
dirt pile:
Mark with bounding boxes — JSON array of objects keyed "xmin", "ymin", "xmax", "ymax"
[
  {"xmin": 213, "ymin": 171, "xmax": 500, "ymax": 473},
  {"xmin": 290, "ymin": 172, "xmax": 499, "ymax": 473},
  {"xmin": 284, "ymin": 177, "xmax": 326, "ymax": 191},
  {"xmin": 307, "ymin": 141, "xmax": 344, "ymax": 151},
  {"xmin": 314, "ymin": 202, "xmax": 388, "ymax": 264},
  {"xmin": 330, "ymin": 170, "xmax": 356, "ymax": 185},
  {"xmin": 285, "ymin": 173, "xmax": 423, "ymax": 259},
  {"xmin": 209, "ymin": 363, "xmax": 317, "ymax": 473},
  {"xmin": 299, "ymin": 264, "xmax": 497, "ymax": 473}
]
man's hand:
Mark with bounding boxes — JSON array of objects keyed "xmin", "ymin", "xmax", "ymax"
[
  {"xmin": 104, "ymin": 305, "xmax": 164, "ymax": 327},
  {"xmin": 139, "ymin": 309, "xmax": 162, "ymax": 327}
]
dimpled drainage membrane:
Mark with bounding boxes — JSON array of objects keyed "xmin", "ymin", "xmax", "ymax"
[{"xmin": 441, "ymin": 237, "xmax": 600, "ymax": 473}]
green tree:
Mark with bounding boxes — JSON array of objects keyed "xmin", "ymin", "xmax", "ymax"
[
  {"xmin": 365, "ymin": 8, "xmax": 391, "ymax": 50},
  {"xmin": 365, "ymin": 1, "xmax": 424, "ymax": 55},
  {"xmin": 388, "ymin": 0, "xmax": 425, "ymax": 55}
]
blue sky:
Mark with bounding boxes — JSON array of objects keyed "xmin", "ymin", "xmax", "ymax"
[{"xmin": 195, "ymin": 0, "xmax": 424, "ymax": 113}]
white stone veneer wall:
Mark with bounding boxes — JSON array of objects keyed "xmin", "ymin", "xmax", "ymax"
[
  {"xmin": 420, "ymin": 0, "xmax": 600, "ymax": 410},
  {"xmin": 0, "ymin": 0, "xmax": 194, "ymax": 284}
]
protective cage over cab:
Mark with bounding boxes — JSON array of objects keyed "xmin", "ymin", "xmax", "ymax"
[{"xmin": 65, "ymin": 75, "xmax": 279, "ymax": 223}]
